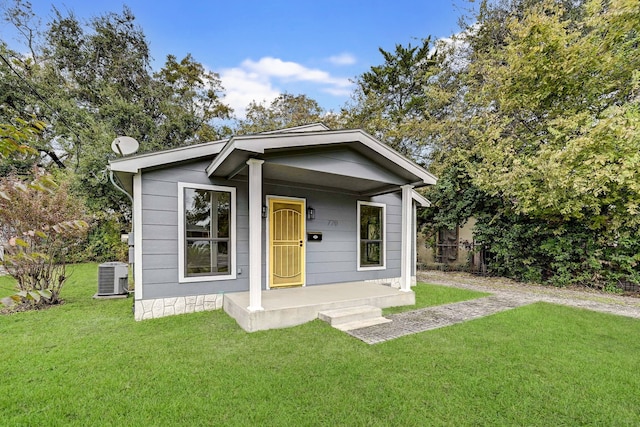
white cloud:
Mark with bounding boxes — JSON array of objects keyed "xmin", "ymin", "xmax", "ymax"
[
  {"xmin": 322, "ymin": 87, "xmax": 353, "ymax": 97},
  {"xmin": 433, "ymin": 28, "xmax": 475, "ymax": 72},
  {"xmin": 218, "ymin": 67, "xmax": 280, "ymax": 119},
  {"xmin": 242, "ymin": 57, "xmax": 352, "ymax": 88},
  {"xmin": 327, "ymin": 53, "xmax": 357, "ymax": 66},
  {"xmin": 218, "ymin": 56, "xmax": 354, "ymax": 119}
]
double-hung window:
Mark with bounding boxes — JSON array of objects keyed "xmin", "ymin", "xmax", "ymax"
[
  {"xmin": 178, "ymin": 183, "xmax": 235, "ymax": 282},
  {"xmin": 357, "ymin": 201, "xmax": 386, "ymax": 270}
]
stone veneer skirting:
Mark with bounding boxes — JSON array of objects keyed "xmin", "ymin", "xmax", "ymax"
[
  {"xmin": 365, "ymin": 276, "xmax": 417, "ymax": 289},
  {"xmin": 134, "ymin": 293, "xmax": 223, "ymax": 321},
  {"xmin": 134, "ymin": 276, "xmax": 416, "ymax": 321}
]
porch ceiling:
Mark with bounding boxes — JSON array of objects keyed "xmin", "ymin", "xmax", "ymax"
[{"xmin": 238, "ymin": 162, "xmax": 401, "ymax": 195}]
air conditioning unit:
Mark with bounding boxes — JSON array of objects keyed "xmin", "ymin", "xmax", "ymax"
[{"xmin": 98, "ymin": 262, "xmax": 129, "ymax": 296}]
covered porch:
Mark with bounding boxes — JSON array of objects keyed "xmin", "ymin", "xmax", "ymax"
[
  {"xmin": 224, "ymin": 281, "xmax": 415, "ymax": 332},
  {"xmin": 206, "ymin": 126, "xmax": 435, "ymax": 318}
]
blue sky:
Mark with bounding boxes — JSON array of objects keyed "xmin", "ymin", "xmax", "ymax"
[{"xmin": 1, "ymin": 0, "xmax": 470, "ymax": 118}]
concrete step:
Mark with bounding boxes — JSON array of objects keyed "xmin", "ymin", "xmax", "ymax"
[
  {"xmin": 333, "ymin": 316, "xmax": 392, "ymax": 331},
  {"xmin": 318, "ymin": 305, "xmax": 388, "ymax": 330},
  {"xmin": 318, "ymin": 305, "xmax": 383, "ymax": 326}
]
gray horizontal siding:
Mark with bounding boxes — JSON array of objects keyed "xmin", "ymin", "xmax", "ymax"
[
  {"xmin": 142, "ymin": 225, "xmax": 178, "ymax": 240},
  {"xmin": 265, "ymin": 183, "xmax": 403, "ymax": 286},
  {"xmin": 142, "ymin": 254, "xmax": 178, "ymax": 270},
  {"xmin": 387, "ymin": 232, "xmax": 402, "ymax": 241},
  {"xmin": 143, "ymin": 209, "xmax": 177, "ymax": 225},
  {"xmin": 306, "ymin": 268, "xmax": 400, "ymax": 285},
  {"xmin": 142, "ymin": 179, "xmax": 176, "ymax": 197},
  {"xmin": 142, "ymin": 280, "xmax": 244, "ymax": 299},
  {"xmin": 144, "ymin": 268, "xmax": 178, "ymax": 284},
  {"xmin": 305, "ymin": 250, "xmax": 354, "ymax": 263},
  {"xmin": 143, "ymin": 239, "xmax": 177, "ymax": 255},
  {"xmin": 306, "ymin": 262, "xmax": 355, "ymax": 274},
  {"xmin": 142, "ymin": 195, "xmax": 176, "ymax": 211},
  {"xmin": 140, "ymin": 159, "xmax": 250, "ymax": 300}
]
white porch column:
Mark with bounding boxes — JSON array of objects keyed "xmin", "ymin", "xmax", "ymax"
[
  {"xmin": 400, "ymin": 184, "xmax": 414, "ymax": 292},
  {"xmin": 247, "ymin": 159, "xmax": 264, "ymax": 311},
  {"xmin": 413, "ymin": 202, "xmax": 417, "ymax": 279}
]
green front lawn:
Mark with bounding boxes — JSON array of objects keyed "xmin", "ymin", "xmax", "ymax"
[
  {"xmin": 384, "ymin": 282, "xmax": 489, "ymax": 315},
  {"xmin": 1, "ymin": 264, "xmax": 639, "ymax": 425}
]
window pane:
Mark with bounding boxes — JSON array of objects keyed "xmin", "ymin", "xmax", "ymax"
[
  {"xmin": 186, "ymin": 241, "xmax": 229, "ymax": 276},
  {"xmin": 186, "ymin": 241, "xmax": 212, "ymax": 275},
  {"xmin": 185, "ymin": 188, "xmax": 211, "ymax": 239},
  {"xmin": 216, "ymin": 191, "xmax": 230, "ymax": 239},
  {"xmin": 360, "ymin": 241, "xmax": 381, "ymax": 266},
  {"xmin": 214, "ymin": 241, "xmax": 229, "ymax": 273},
  {"xmin": 360, "ymin": 205, "xmax": 382, "ymax": 240}
]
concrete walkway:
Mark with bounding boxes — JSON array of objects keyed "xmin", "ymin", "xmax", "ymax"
[{"xmin": 347, "ymin": 271, "xmax": 640, "ymax": 344}]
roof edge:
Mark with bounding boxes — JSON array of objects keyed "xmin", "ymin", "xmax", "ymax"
[
  {"xmin": 109, "ymin": 139, "xmax": 228, "ymax": 173},
  {"xmin": 412, "ymin": 190, "xmax": 432, "ymax": 207},
  {"xmin": 260, "ymin": 122, "xmax": 331, "ymax": 134}
]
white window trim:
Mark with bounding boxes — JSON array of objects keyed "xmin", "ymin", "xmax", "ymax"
[
  {"xmin": 357, "ymin": 200, "xmax": 386, "ymax": 271},
  {"xmin": 178, "ymin": 182, "xmax": 236, "ymax": 283},
  {"xmin": 133, "ymin": 173, "xmax": 143, "ymax": 300}
]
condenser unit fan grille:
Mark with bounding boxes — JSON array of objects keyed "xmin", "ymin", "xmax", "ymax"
[{"xmin": 97, "ymin": 262, "xmax": 128, "ymax": 295}]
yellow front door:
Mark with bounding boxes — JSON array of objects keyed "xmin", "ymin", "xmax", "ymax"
[{"xmin": 269, "ymin": 198, "xmax": 305, "ymax": 288}]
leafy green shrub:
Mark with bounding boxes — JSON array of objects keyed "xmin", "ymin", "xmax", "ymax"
[
  {"xmin": 424, "ymin": 164, "xmax": 640, "ymax": 291},
  {"xmin": 474, "ymin": 216, "xmax": 640, "ymax": 290},
  {"xmin": 67, "ymin": 213, "xmax": 128, "ymax": 263}
]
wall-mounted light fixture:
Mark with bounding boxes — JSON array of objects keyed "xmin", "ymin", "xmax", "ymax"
[
  {"xmin": 262, "ymin": 205, "xmax": 267, "ymax": 218},
  {"xmin": 307, "ymin": 206, "xmax": 315, "ymax": 220}
]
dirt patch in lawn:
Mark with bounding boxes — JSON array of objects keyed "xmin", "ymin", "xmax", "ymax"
[{"xmin": 0, "ymin": 300, "xmax": 64, "ymax": 315}]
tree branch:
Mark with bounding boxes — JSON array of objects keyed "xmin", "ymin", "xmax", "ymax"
[{"xmin": 36, "ymin": 147, "xmax": 66, "ymax": 168}]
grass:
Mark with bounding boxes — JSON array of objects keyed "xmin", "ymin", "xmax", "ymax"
[
  {"xmin": 1, "ymin": 264, "xmax": 640, "ymax": 425},
  {"xmin": 383, "ymin": 283, "xmax": 489, "ymax": 315}
]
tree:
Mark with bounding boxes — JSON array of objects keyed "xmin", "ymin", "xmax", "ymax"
[
  {"xmin": 152, "ymin": 53, "xmax": 231, "ymax": 146},
  {"xmin": 0, "ymin": 41, "xmax": 70, "ymax": 171},
  {"xmin": 0, "ymin": 119, "xmax": 88, "ymax": 309},
  {"xmin": 0, "ymin": 118, "xmax": 40, "ymax": 162},
  {"xmin": 344, "ymin": 38, "xmax": 440, "ymax": 159},
  {"xmin": 465, "ymin": 0, "xmax": 640, "ymax": 230},
  {"xmin": 3, "ymin": 1, "xmax": 232, "ymax": 169},
  {"xmin": 2, "ymin": 2, "xmax": 234, "ymax": 261},
  {"xmin": 423, "ymin": 0, "xmax": 640, "ymax": 288},
  {"xmin": 235, "ymin": 93, "xmax": 338, "ymax": 134}
]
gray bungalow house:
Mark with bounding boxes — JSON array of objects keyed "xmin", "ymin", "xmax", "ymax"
[{"xmin": 109, "ymin": 124, "xmax": 436, "ymax": 330}]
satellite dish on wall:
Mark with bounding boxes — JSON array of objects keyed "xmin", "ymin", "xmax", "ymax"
[{"xmin": 111, "ymin": 136, "xmax": 139, "ymax": 156}]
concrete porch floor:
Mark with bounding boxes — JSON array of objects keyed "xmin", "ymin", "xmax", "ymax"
[{"xmin": 223, "ymin": 282, "xmax": 415, "ymax": 332}]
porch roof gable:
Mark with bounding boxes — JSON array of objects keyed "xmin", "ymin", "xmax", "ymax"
[{"xmin": 205, "ymin": 128, "xmax": 437, "ymax": 187}]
